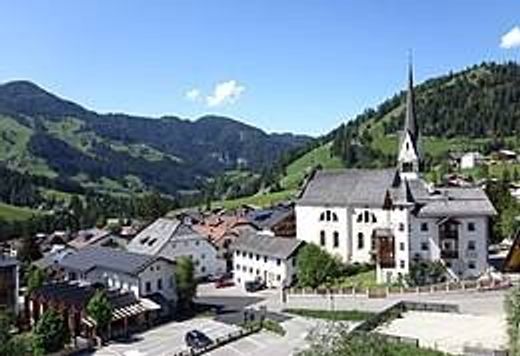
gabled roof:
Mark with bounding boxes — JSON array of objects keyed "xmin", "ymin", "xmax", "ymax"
[
  {"xmin": 68, "ymin": 228, "xmax": 112, "ymax": 249},
  {"xmin": 59, "ymin": 246, "xmax": 160, "ymax": 275},
  {"xmin": 231, "ymin": 232, "xmax": 304, "ymax": 260},
  {"xmin": 246, "ymin": 204, "xmax": 294, "ymax": 230},
  {"xmin": 297, "ymin": 168, "xmax": 398, "ymax": 207},
  {"xmin": 414, "ymin": 188, "xmax": 497, "ymax": 217},
  {"xmin": 128, "ymin": 218, "xmax": 208, "ymax": 255},
  {"xmin": 127, "ymin": 218, "xmax": 181, "ymax": 255}
]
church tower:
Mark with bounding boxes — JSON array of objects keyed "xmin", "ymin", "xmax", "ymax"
[{"xmin": 398, "ymin": 60, "xmax": 421, "ymax": 180}]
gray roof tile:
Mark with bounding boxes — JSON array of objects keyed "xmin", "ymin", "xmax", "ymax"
[
  {"xmin": 59, "ymin": 246, "xmax": 158, "ymax": 275},
  {"xmin": 231, "ymin": 232, "xmax": 304, "ymax": 259},
  {"xmin": 298, "ymin": 169, "xmax": 398, "ymax": 207}
]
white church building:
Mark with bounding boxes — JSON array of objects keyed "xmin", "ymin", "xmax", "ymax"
[{"xmin": 296, "ymin": 65, "xmax": 496, "ymax": 284}]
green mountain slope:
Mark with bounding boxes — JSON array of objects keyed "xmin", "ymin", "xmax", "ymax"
[
  {"xmin": 331, "ymin": 61, "xmax": 520, "ymax": 170},
  {"xmin": 232, "ymin": 61, "xmax": 520, "ymax": 205},
  {"xmin": 0, "ymin": 81, "xmax": 311, "ymax": 197}
]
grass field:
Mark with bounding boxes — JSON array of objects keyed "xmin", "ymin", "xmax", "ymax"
[
  {"xmin": 280, "ymin": 142, "xmax": 344, "ymax": 190},
  {"xmin": 212, "ymin": 189, "xmax": 297, "ymax": 209},
  {"xmin": 0, "ymin": 202, "xmax": 37, "ymax": 221},
  {"xmin": 283, "ymin": 308, "xmax": 375, "ymax": 321},
  {"xmin": 335, "ymin": 269, "xmax": 378, "ymax": 288}
]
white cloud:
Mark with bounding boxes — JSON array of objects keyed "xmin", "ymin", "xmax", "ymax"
[
  {"xmin": 500, "ymin": 26, "xmax": 520, "ymax": 49},
  {"xmin": 206, "ymin": 80, "xmax": 245, "ymax": 107},
  {"xmin": 185, "ymin": 88, "xmax": 201, "ymax": 102}
]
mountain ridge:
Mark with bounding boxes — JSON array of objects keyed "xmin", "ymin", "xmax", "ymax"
[{"xmin": 0, "ymin": 80, "xmax": 312, "ymax": 197}]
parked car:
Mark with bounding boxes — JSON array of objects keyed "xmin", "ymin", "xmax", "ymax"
[
  {"xmin": 185, "ymin": 330, "xmax": 213, "ymax": 349},
  {"xmin": 215, "ymin": 276, "xmax": 234, "ymax": 288},
  {"xmin": 244, "ymin": 280, "xmax": 265, "ymax": 293}
]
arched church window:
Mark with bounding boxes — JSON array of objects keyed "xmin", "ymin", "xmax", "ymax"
[
  {"xmin": 319, "ymin": 212, "xmax": 325, "ymax": 221},
  {"xmin": 372, "ymin": 213, "xmax": 377, "ymax": 223},
  {"xmin": 333, "ymin": 231, "xmax": 339, "ymax": 248},
  {"xmin": 332, "ymin": 212, "xmax": 338, "ymax": 222},
  {"xmin": 364, "ymin": 211, "xmax": 370, "ymax": 223},
  {"xmin": 357, "ymin": 232, "xmax": 364, "ymax": 249},
  {"xmin": 326, "ymin": 210, "xmax": 331, "ymax": 221},
  {"xmin": 320, "ymin": 231, "xmax": 326, "ymax": 246},
  {"xmin": 357, "ymin": 213, "xmax": 363, "ymax": 222}
]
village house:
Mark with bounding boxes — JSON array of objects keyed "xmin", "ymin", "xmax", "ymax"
[
  {"xmin": 0, "ymin": 255, "xmax": 19, "ymax": 314},
  {"xmin": 450, "ymin": 151, "xmax": 484, "ymax": 170},
  {"xmin": 29, "ymin": 281, "xmax": 161, "ymax": 343},
  {"xmin": 49, "ymin": 246, "xmax": 177, "ymax": 315},
  {"xmin": 231, "ymin": 232, "xmax": 304, "ymax": 289},
  {"xmin": 245, "ymin": 203, "xmax": 296, "ymax": 237},
  {"xmin": 128, "ymin": 218, "xmax": 226, "ymax": 278},
  {"xmin": 295, "ymin": 64, "xmax": 496, "ymax": 284}
]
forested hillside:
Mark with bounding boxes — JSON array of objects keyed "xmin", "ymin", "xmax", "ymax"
[
  {"xmin": 331, "ymin": 61, "xmax": 520, "ymax": 169},
  {"xmin": 235, "ymin": 61, "xmax": 520, "ymax": 207},
  {"xmin": 0, "ymin": 81, "xmax": 310, "ymax": 198}
]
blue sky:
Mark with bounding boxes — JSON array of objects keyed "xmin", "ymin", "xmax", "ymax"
[{"xmin": 0, "ymin": 1, "xmax": 519, "ymax": 136}]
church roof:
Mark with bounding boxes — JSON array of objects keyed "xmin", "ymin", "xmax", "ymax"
[
  {"xmin": 297, "ymin": 168, "xmax": 398, "ymax": 207},
  {"xmin": 298, "ymin": 168, "xmax": 496, "ymax": 216},
  {"xmin": 401, "ymin": 61, "xmax": 419, "ymax": 152}
]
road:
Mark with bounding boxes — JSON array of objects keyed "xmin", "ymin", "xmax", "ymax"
[{"xmin": 90, "ymin": 283, "xmax": 509, "ymax": 356}]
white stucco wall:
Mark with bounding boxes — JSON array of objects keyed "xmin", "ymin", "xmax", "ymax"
[
  {"xmin": 295, "ymin": 205, "xmax": 349, "ymax": 262},
  {"xmin": 232, "ymin": 249, "xmax": 297, "ymax": 289},
  {"xmin": 158, "ymin": 236, "xmax": 226, "ymax": 278},
  {"xmin": 138, "ymin": 259, "xmax": 177, "ymax": 301}
]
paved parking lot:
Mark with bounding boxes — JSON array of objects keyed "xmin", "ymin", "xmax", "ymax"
[
  {"xmin": 208, "ymin": 316, "xmax": 319, "ymax": 356},
  {"xmin": 92, "ymin": 318, "xmax": 240, "ymax": 356},
  {"xmin": 376, "ymin": 310, "xmax": 508, "ymax": 354}
]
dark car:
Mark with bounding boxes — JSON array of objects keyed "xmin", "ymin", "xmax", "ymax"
[
  {"xmin": 185, "ymin": 330, "xmax": 213, "ymax": 349},
  {"xmin": 244, "ymin": 280, "xmax": 265, "ymax": 293},
  {"xmin": 215, "ymin": 276, "xmax": 234, "ymax": 288}
]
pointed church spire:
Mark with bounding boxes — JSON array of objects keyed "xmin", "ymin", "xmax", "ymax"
[
  {"xmin": 404, "ymin": 56, "xmax": 418, "ymax": 147},
  {"xmin": 397, "ymin": 55, "xmax": 421, "ymax": 180}
]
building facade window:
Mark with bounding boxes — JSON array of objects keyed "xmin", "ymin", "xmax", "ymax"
[
  {"xmin": 468, "ymin": 261, "xmax": 476, "ymax": 269},
  {"xmin": 398, "ymin": 223, "xmax": 405, "ymax": 231},
  {"xmin": 320, "ymin": 231, "xmax": 325, "ymax": 246},
  {"xmin": 420, "ymin": 222, "xmax": 428, "ymax": 231},
  {"xmin": 399, "ymin": 242, "xmax": 405, "ymax": 251},
  {"xmin": 400, "ymin": 260, "xmax": 405, "ymax": 268},
  {"xmin": 421, "ymin": 241, "xmax": 429, "ymax": 251},
  {"xmin": 468, "ymin": 240, "xmax": 476, "ymax": 250},
  {"xmin": 468, "ymin": 222, "xmax": 476, "ymax": 231},
  {"xmin": 145, "ymin": 281, "xmax": 151, "ymax": 293},
  {"xmin": 277, "ymin": 259, "xmax": 281, "ymax": 266},
  {"xmin": 157, "ymin": 278, "xmax": 162, "ymax": 290},
  {"xmin": 333, "ymin": 231, "xmax": 339, "ymax": 248},
  {"xmin": 357, "ymin": 232, "xmax": 364, "ymax": 249}
]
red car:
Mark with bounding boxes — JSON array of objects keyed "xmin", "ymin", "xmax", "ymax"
[{"xmin": 215, "ymin": 277, "xmax": 234, "ymax": 288}]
